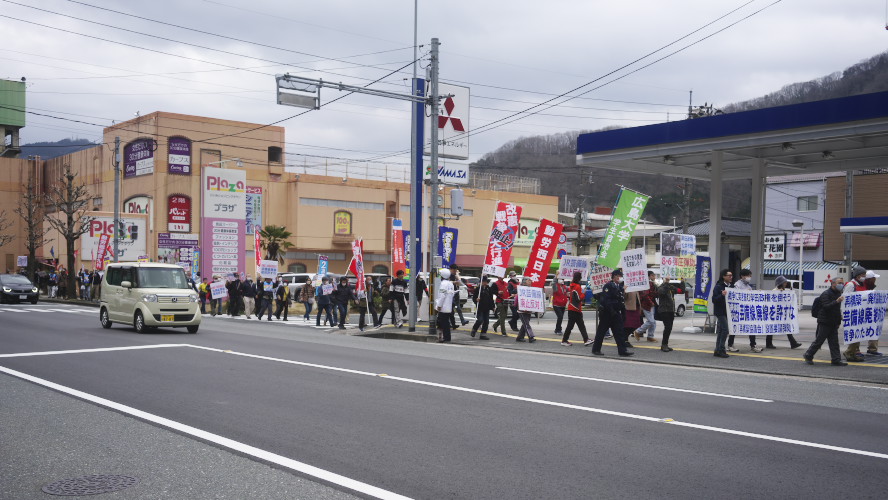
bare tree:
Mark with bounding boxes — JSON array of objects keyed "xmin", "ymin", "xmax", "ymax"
[
  {"xmin": 0, "ymin": 210, "xmax": 14, "ymax": 251},
  {"xmin": 14, "ymin": 166, "xmax": 51, "ymax": 282},
  {"xmin": 44, "ymin": 164, "xmax": 95, "ymax": 297}
]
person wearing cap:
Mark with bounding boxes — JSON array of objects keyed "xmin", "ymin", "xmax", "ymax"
[
  {"xmin": 507, "ymin": 271, "xmax": 520, "ymax": 332},
  {"xmin": 766, "ymin": 276, "xmax": 802, "ymax": 349},
  {"xmin": 711, "ymin": 269, "xmax": 733, "ymax": 358},
  {"xmin": 862, "ymin": 270, "xmax": 882, "ymax": 356},
  {"xmin": 591, "ymin": 269, "xmax": 633, "ymax": 357},
  {"xmin": 435, "ymin": 268, "xmax": 455, "ymax": 343},
  {"xmin": 803, "ymin": 276, "xmax": 848, "ymax": 366},
  {"xmin": 842, "ymin": 266, "xmax": 870, "ymax": 361}
]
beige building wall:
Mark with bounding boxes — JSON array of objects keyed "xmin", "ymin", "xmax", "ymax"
[
  {"xmin": 0, "ymin": 157, "xmax": 37, "ymax": 271},
  {"xmin": 824, "ymin": 173, "xmax": 888, "ymax": 263}
]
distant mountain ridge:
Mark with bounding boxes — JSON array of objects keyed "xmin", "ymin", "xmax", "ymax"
[
  {"xmin": 19, "ymin": 138, "xmax": 97, "ymax": 160},
  {"xmin": 472, "ymin": 50, "xmax": 888, "ymax": 225}
]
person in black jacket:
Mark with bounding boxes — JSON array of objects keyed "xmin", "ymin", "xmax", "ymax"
[
  {"xmin": 256, "ymin": 276, "xmax": 275, "ymax": 321},
  {"xmin": 241, "ymin": 277, "xmax": 257, "ymax": 319},
  {"xmin": 711, "ymin": 269, "xmax": 733, "ymax": 358},
  {"xmin": 226, "ymin": 275, "xmax": 243, "ymax": 317},
  {"xmin": 470, "ymin": 277, "xmax": 496, "ymax": 339},
  {"xmin": 803, "ymin": 277, "xmax": 848, "ymax": 366},
  {"xmin": 591, "ymin": 269, "xmax": 632, "ymax": 357},
  {"xmin": 331, "ymin": 276, "xmax": 354, "ymax": 330}
]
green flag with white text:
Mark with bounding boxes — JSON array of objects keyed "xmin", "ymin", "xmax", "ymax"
[{"xmin": 596, "ymin": 189, "xmax": 649, "ymax": 269}]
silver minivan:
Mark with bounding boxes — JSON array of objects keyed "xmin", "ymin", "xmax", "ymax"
[{"xmin": 100, "ymin": 263, "xmax": 201, "ymax": 333}]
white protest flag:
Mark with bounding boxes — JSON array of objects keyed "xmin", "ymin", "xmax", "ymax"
[{"xmin": 620, "ymin": 248, "xmax": 648, "ymax": 292}]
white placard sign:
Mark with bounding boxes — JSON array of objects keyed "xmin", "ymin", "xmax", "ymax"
[
  {"xmin": 558, "ymin": 256, "xmax": 591, "ymax": 281},
  {"xmin": 726, "ymin": 289, "xmax": 799, "ymax": 336},
  {"xmin": 258, "ymin": 260, "xmax": 279, "ymax": 278},
  {"xmin": 589, "ymin": 264, "xmax": 613, "ymax": 292},
  {"xmin": 210, "ymin": 280, "xmax": 228, "ymax": 300},
  {"xmin": 620, "ymin": 248, "xmax": 649, "ymax": 292},
  {"xmin": 17, "ymin": 256, "xmax": 27, "ymax": 267},
  {"xmin": 841, "ymin": 291, "xmax": 888, "ymax": 344},
  {"xmin": 517, "ymin": 285, "xmax": 546, "ymax": 313}
]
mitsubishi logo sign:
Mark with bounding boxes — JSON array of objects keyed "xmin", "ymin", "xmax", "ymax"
[{"xmin": 425, "ymin": 83, "xmax": 470, "ymax": 160}]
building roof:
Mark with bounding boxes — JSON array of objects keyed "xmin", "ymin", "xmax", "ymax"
[{"xmin": 683, "ymin": 218, "xmax": 751, "ymax": 237}]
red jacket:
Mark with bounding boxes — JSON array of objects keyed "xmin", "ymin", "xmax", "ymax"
[
  {"xmin": 567, "ymin": 283, "xmax": 584, "ymax": 312},
  {"xmin": 495, "ymin": 280, "xmax": 510, "ymax": 303},
  {"xmin": 552, "ymin": 283, "xmax": 569, "ymax": 307},
  {"xmin": 639, "ymin": 281, "xmax": 657, "ymax": 311}
]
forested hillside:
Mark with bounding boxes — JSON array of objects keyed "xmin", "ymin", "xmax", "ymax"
[{"xmin": 472, "ymin": 50, "xmax": 888, "ymax": 225}]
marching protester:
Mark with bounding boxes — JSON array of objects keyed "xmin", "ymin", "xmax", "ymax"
[
  {"xmin": 863, "ymin": 271, "xmax": 882, "ymax": 356},
  {"xmin": 803, "ymin": 276, "xmax": 847, "ymax": 366},
  {"xmin": 241, "ymin": 276, "xmax": 256, "ymax": 319},
  {"xmin": 435, "ymin": 268, "xmax": 455, "ymax": 343},
  {"xmin": 492, "ymin": 276, "xmax": 511, "ymax": 335},
  {"xmin": 356, "ymin": 276, "xmax": 379, "ymax": 330},
  {"xmin": 727, "ymin": 269, "xmax": 762, "ymax": 353},
  {"xmin": 48, "ymin": 270, "xmax": 58, "ymax": 298},
  {"xmin": 514, "ymin": 277, "xmax": 536, "ymax": 343},
  {"xmin": 623, "ymin": 288, "xmax": 642, "ymax": 349},
  {"xmin": 551, "ymin": 277, "xmax": 569, "ymax": 336},
  {"xmin": 842, "ymin": 266, "xmax": 871, "ymax": 362},
  {"xmin": 227, "ymin": 274, "xmax": 243, "ymax": 317},
  {"xmin": 378, "ymin": 276, "xmax": 396, "ymax": 326},
  {"xmin": 712, "ymin": 269, "xmax": 733, "ymax": 358},
  {"xmin": 210, "ymin": 274, "xmax": 223, "ymax": 316},
  {"xmin": 332, "ymin": 276, "xmax": 353, "ymax": 330},
  {"xmin": 656, "ymin": 276, "xmax": 677, "ymax": 352},
  {"xmin": 315, "ymin": 277, "xmax": 335, "ymax": 327},
  {"xmin": 591, "ymin": 269, "xmax": 632, "ymax": 357},
  {"xmin": 391, "ymin": 270, "xmax": 408, "ymax": 328},
  {"xmin": 470, "ymin": 277, "xmax": 495, "ymax": 340},
  {"xmin": 450, "ymin": 268, "xmax": 469, "ymax": 329},
  {"xmin": 299, "ymin": 280, "xmax": 315, "ymax": 322},
  {"xmin": 507, "ymin": 271, "xmax": 520, "ymax": 332},
  {"xmin": 274, "ymin": 277, "xmax": 290, "ymax": 321},
  {"xmin": 561, "ymin": 271, "xmax": 592, "ymax": 346},
  {"xmin": 256, "ymin": 275, "xmax": 276, "ymax": 321},
  {"xmin": 198, "ymin": 277, "xmax": 209, "ymax": 314},
  {"xmin": 767, "ymin": 276, "xmax": 803, "ymax": 349},
  {"xmin": 633, "ymin": 270, "xmax": 658, "ymax": 343}
]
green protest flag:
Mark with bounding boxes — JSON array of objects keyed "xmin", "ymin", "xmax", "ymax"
[{"xmin": 596, "ymin": 189, "xmax": 649, "ymax": 269}]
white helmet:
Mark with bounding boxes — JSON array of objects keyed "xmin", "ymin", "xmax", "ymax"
[{"xmin": 439, "ymin": 268, "xmax": 451, "ymax": 280}]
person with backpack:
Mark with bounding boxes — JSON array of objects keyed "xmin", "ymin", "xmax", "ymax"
[
  {"xmin": 803, "ymin": 276, "xmax": 848, "ymax": 366},
  {"xmin": 561, "ymin": 271, "xmax": 592, "ymax": 346},
  {"xmin": 766, "ymin": 276, "xmax": 803, "ymax": 349}
]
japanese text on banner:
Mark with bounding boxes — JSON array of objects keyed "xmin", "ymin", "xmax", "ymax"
[
  {"xmin": 620, "ymin": 248, "xmax": 648, "ymax": 292},
  {"xmin": 726, "ymin": 290, "xmax": 798, "ymax": 336},
  {"xmin": 522, "ymin": 219, "xmax": 564, "ymax": 287},
  {"xmin": 517, "ymin": 285, "xmax": 546, "ymax": 313},
  {"xmin": 596, "ymin": 189, "xmax": 649, "ymax": 269},
  {"xmin": 841, "ymin": 291, "xmax": 888, "ymax": 344},
  {"xmin": 482, "ymin": 202, "xmax": 522, "ymax": 277},
  {"xmin": 558, "ymin": 256, "xmax": 591, "ymax": 281}
]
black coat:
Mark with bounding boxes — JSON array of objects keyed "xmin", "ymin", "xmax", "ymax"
[
  {"xmin": 712, "ymin": 280, "xmax": 731, "ymax": 317},
  {"xmin": 331, "ymin": 283, "xmax": 354, "ymax": 305},
  {"xmin": 816, "ymin": 286, "xmax": 843, "ymax": 327},
  {"xmin": 600, "ymin": 281, "xmax": 625, "ymax": 314},
  {"xmin": 473, "ymin": 284, "xmax": 496, "ymax": 311}
]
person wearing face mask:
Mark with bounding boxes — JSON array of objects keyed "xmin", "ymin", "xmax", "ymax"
[
  {"xmin": 863, "ymin": 271, "xmax": 882, "ymax": 356},
  {"xmin": 766, "ymin": 276, "xmax": 803, "ymax": 349},
  {"xmin": 803, "ymin": 277, "xmax": 848, "ymax": 366},
  {"xmin": 711, "ymin": 269, "xmax": 733, "ymax": 358},
  {"xmin": 551, "ymin": 277, "xmax": 569, "ymax": 336},
  {"xmin": 591, "ymin": 269, "xmax": 632, "ymax": 357},
  {"xmin": 842, "ymin": 266, "xmax": 871, "ymax": 362},
  {"xmin": 726, "ymin": 269, "xmax": 762, "ymax": 353}
]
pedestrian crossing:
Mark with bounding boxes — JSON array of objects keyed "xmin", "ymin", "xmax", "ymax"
[{"xmin": 0, "ymin": 305, "xmax": 97, "ymax": 314}]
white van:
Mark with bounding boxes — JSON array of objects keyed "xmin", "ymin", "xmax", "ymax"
[{"xmin": 100, "ymin": 263, "xmax": 201, "ymax": 333}]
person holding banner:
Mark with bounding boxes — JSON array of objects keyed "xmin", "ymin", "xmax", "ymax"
[
  {"xmin": 492, "ymin": 278, "xmax": 511, "ymax": 336},
  {"xmin": 515, "ymin": 277, "xmax": 537, "ymax": 343},
  {"xmin": 656, "ymin": 277, "xmax": 678, "ymax": 352},
  {"xmin": 210, "ymin": 275, "xmax": 223, "ymax": 316},
  {"xmin": 712, "ymin": 269, "xmax": 733, "ymax": 358},
  {"xmin": 727, "ymin": 270, "xmax": 762, "ymax": 353},
  {"xmin": 803, "ymin": 277, "xmax": 847, "ymax": 366},
  {"xmin": 561, "ymin": 272, "xmax": 592, "ymax": 346},
  {"xmin": 357, "ymin": 276, "xmax": 379, "ymax": 331},
  {"xmin": 435, "ymin": 269, "xmax": 455, "ymax": 343},
  {"xmin": 256, "ymin": 276, "xmax": 276, "ymax": 321},
  {"xmin": 315, "ymin": 277, "xmax": 335, "ymax": 327},
  {"xmin": 591, "ymin": 270, "xmax": 632, "ymax": 357},
  {"xmin": 470, "ymin": 277, "xmax": 495, "ymax": 340},
  {"xmin": 332, "ymin": 277, "xmax": 354, "ymax": 330},
  {"xmin": 765, "ymin": 276, "xmax": 803, "ymax": 350},
  {"xmin": 863, "ymin": 270, "xmax": 882, "ymax": 356},
  {"xmin": 842, "ymin": 266, "xmax": 870, "ymax": 362},
  {"xmin": 551, "ymin": 278, "xmax": 569, "ymax": 336},
  {"xmin": 633, "ymin": 271, "xmax": 658, "ymax": 343}
]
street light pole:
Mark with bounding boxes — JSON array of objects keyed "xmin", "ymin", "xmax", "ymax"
[{"xmin": 792, "ymin": 219, "xmax": 804, "ymax": 305}]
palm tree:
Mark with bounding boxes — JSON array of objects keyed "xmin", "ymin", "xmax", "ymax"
[{"xmin": 258, "ymin": 225, "xmax": 294, "ymax": 264}]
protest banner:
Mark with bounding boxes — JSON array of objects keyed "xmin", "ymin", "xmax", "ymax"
[
  {"xmin": 391, "ymin": 219, "xmax": 406, "ymax": 278},
  {"xmin": 438, "ymin": 226, "xmax": 459, "ymax": 269},
  {"xmin": 317, "ymin": 255, "xmax": 329, "ymax": 276},
  {"xmin": 596, "ymin": 188, "xmax": 649, "ymax": 269},
  {"xmin": 348, "ymin": 239, "xmax": 365, "ymax": 294},
  {"xmin": 726, "ymin": 289, "xmax": 798, "ymax": 336},
  {"xmin": 482, "ymin": 201, "xmax": 522, "ymax": 277},
  {"xmin": 558, "ymin": 256, "xmax": 591, "ymax": 281},
  {"xmin": 16, "ymin": 256, "xmax": 27, "ymax": 267},
  {"xmin": 210, "ymin": 280, "xmax": 228, "ymax": 300},
  {"xmin": 660, "ymin": 233, "xmax": 696, "ymax": 279},
  {"xmin": 321, "ymin": 283, "xmax": 333, "ymax": 295},
  {"xmin": 522, "ymin": 219, "xmax": 564, "ymax": 288},
  {"xmin": 694, "ymin": 256, "xmax": 712, "ymax": 314},
  {"xmin": 517, "ymin": 285, "xmax": 546, "ymax": 313},
  {"xmin": 258, "ymin": 260, "xmax": 279, "ymax": 278},
  {"xmin": 254, "ymin": 227, "xmax": 262, "ymax": 272},
  {"xmin": 620, "ymin": 248, "xmax": 648, "ymax": 292},
  {"xmin": 589, "ymin": 264, "xmax": 613, "ymax": 292},
  {"xmin": 841, "ymin": 291, "xmax": 888, "ymax": 344}
]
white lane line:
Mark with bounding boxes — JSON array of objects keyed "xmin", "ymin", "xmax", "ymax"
[
  {"xmin": 0, "ymin": 365, "xmax": 411, "ymax": 500},
  {"xmin": 496, "ymin": 367, "xmax": 773, "ymax": 402},
  {"xmin": 186, "ymin": 345, "xmax": 378, "ymax": 377},
  {"xmin": 0, "ymin": 308, "xmax": 26, "ymax": 312},
  {"xmin": 0, "ymin": 344, "xmax": 188, "ymax": 358}
]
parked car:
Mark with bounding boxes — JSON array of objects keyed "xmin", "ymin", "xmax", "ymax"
[
  {"xmin": 0, "ymin": 274, "xmax": 39, "ymax": 304},
  {"xmin": 99, "ymin": 263, "xmax": 201, "ymax": 333},
  {"xmin": 278, "ymin": 272, "xmax": 314, "ymax": 296}
]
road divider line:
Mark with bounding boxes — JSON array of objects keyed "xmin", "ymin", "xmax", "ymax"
[
  {"xmin": 0, "ymin": 365, "xmax": 412, "ymax": 500},
  {"xmin": 186, "ymin": 344, "xmax": 379, "ymax": 377},
  {"xmin": 495, "ymin": 367, "xmax": 773, "ymax": 402},
  {"xmin": 0, "ymin": 344, "xmax": 188, "ymax": 358}
]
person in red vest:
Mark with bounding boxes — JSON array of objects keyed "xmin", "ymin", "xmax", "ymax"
[
  {"xmin": 551, "ymin": 278, "xmax": 569, "ymax": 335},
  {"xmin": 561, "ymin": 271, "xmax": 592, "ymax": 346},
  {"xmin": 863, "ymin": 270, "xmax": 882, "ymax": 356},
  {"xmin": 492, "ymin": 277, "xmax": 510, "ymax": 335}
]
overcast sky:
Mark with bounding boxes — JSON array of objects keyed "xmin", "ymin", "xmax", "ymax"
[{"xmin": 2, "ymin": 0, "xmax": 887, "ymax": 176}]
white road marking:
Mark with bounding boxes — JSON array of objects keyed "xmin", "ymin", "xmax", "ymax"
[
  {"xmin": 0, "ymin": 308, "xmax": 26, "ymax": 312},
  {"xmin": 0, "ymin": 344, "xmax": 188, "ymax": 358},
  {"xmin": 187, "ymin": 345, "xmax": 377, "ymax": 376},
  {"xmin": 496, "ymin": 366, "xmax": 773, "ymax": 402},
  {"xmin": 0, "ymin": 365, "xmax": 412, "ymax": 500}
]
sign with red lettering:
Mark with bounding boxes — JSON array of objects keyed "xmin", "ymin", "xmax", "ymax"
[
  {"xmin": 522, "ymin": 218, "xmax": 563, "ymax": 288},
  {"xmin": 482, "ymin": 201, "xmax": 522, "ymax": 278},
  {"xmin": 168, "ymin": 194, "xmax": 192, "ymax": 233}
]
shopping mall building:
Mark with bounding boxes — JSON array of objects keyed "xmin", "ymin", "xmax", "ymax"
[{"xmin": 0, "ymin": 111, "xmax": 558, "ymax": 277}]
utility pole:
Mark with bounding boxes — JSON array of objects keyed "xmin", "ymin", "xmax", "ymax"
[
  {"xmin": 113, "ymin": 136, "xmax": 121, "ymax": 263},
  {"xmin": 407, "ymin": 0, "xmax": 420, "ymax": 332},
  {"xmin": 844, "ymin": 170, "xmax": 853, "ymax": 275},
  {"xmin": 427, "ymin": 38, "xmax": 440, "ymax": 335}
]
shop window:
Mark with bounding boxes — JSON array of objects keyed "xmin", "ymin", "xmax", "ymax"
[
  {"xmin": 288, "ymin": 263, "xmax": 307, "ymax": 273},
  {"xmin": 268, "ymin": 146, "xmax": 282, "ymax": 163}
]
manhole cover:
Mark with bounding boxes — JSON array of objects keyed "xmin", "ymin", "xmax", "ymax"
[{"xmin": 42, "ymin": 475, "xmax": 139, "ymax": 496}]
